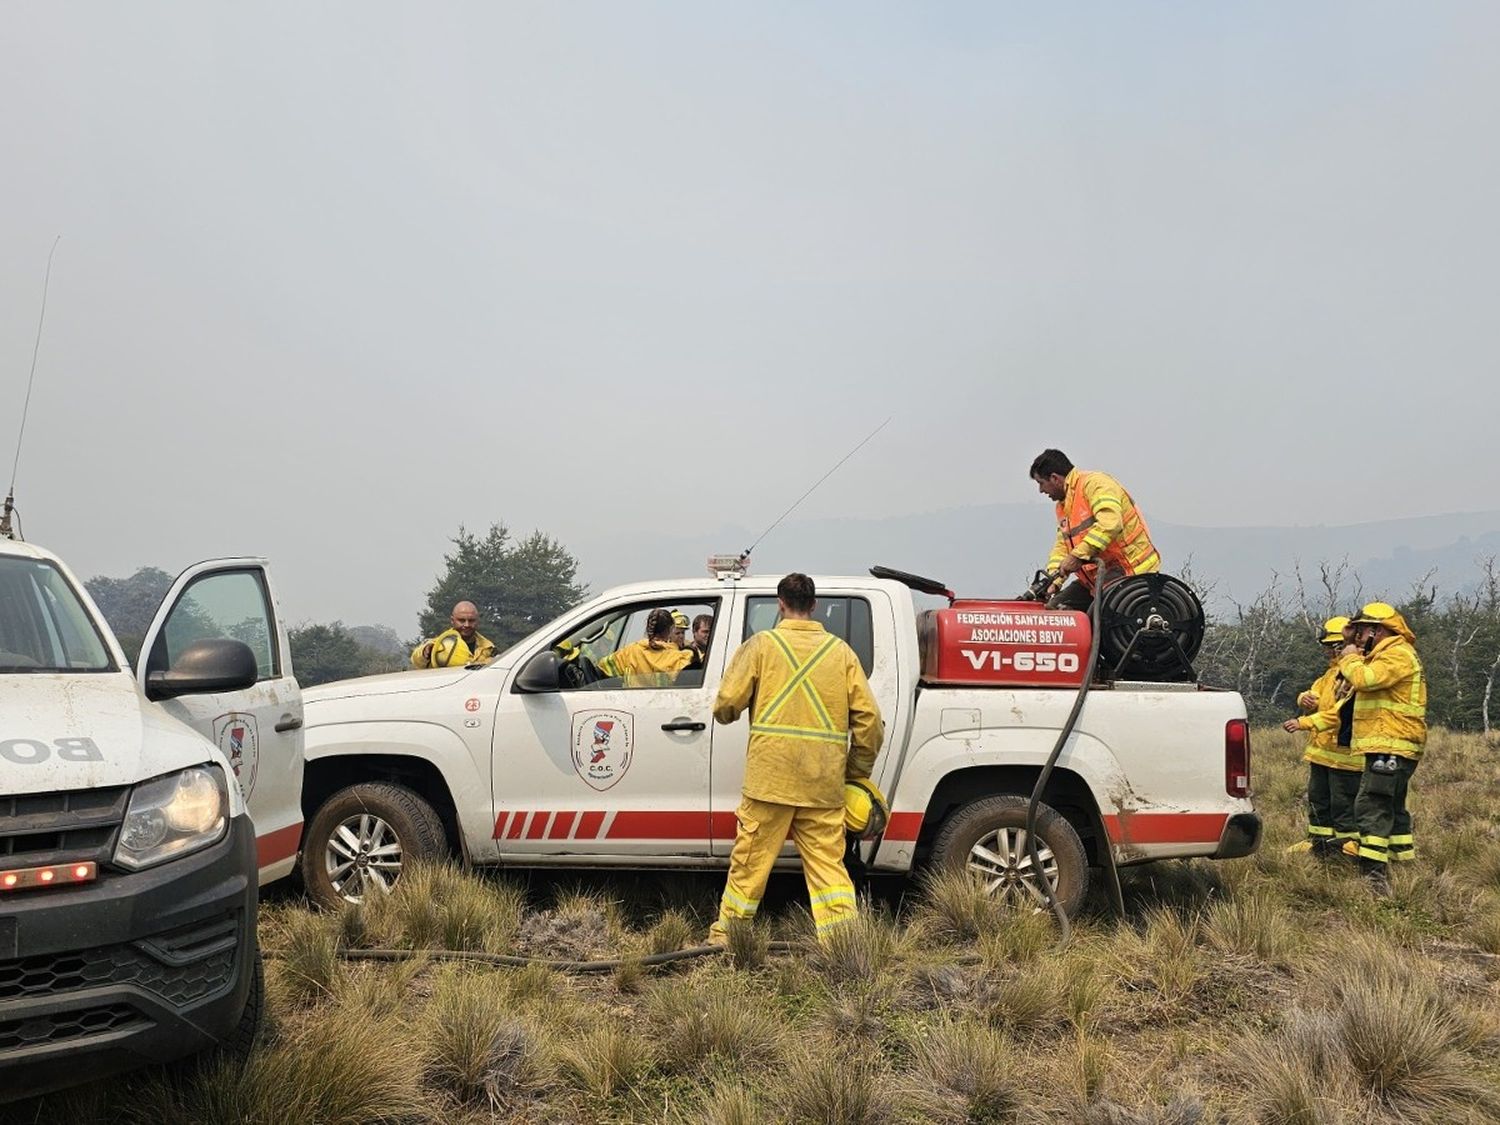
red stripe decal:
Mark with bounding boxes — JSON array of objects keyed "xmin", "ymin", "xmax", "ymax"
[
  {"xmin": 710, "ymin": 810, "xmax": 739, "ymax": 839},
  {"xmin": 606, "ymin": 811, "xmax": 710, "ymax": 840},
  {"xmin": 1104, "ymin": 812, "xmax": 1228, "ymax": 846},
  {"xmin": 576, "ymin": 810, "xmax": 606, "ymax": 840},
  {"xmin": 527, "ymin": 812, "xmax": 551, "ymax": 840},
  {"xmin": 552, "ymin": 811, "xmax": 579, "ymax": 840},
  {"xmin": 256, "ymin": 822, "xmax": 303, "ymax": 869},
  {"xmin": 506, "ymin": 812, "xmax": 529, "ymax": 840},
  {"xmin": 492, "ymin": 812, "xmax": 511, "ymax": 840},
  {"xmin": 883, "ymin": 812, "xmax": 923, "ymax": 842}
]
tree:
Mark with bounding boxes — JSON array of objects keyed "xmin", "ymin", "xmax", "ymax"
[
  {"xmin": 416, "ymin": 524, "xmax": 588, "ymax": 651},
  {"xmin": 289, "ymin": 622, "xmax": 406, "ymax": 688},
  {"xmin": 84, "ymin": 566, "xmax": 175, "ymax": 663}
]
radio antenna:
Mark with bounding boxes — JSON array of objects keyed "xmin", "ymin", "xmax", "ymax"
[
  {"xmin": 738, "ymin": 416, "xmax": 891, "ymax": 566},
  {"xmin": 2, "ymin": 236, "xmax": 61, "ymax": 541}
]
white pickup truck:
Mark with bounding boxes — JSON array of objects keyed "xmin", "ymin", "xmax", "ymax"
[
  {"xmin": 298, "ymin": 570, "xmax": 1260, "ymax": 913},
  {"xmin": 0, "ymin": 538, "xmax": 303, "ymax": 1102}
]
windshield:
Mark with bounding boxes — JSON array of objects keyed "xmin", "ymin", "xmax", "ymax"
[{"xmin": 0, "ymin": 556, "xmax": 116, "ymax": 673}]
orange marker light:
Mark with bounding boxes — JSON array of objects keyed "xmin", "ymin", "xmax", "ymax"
[{"xmin": 39, "ymin": 869, "xmax": 55, "ymax": 882}]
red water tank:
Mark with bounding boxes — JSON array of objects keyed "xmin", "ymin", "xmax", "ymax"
[{"xmin": 919, "ymin": 599, "xmax": 1092, "ymax": 688}]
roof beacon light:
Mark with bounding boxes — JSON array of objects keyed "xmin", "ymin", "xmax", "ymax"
[{"xmin": 708, "ymin": 553, "xmax": 748, "ymax": 580}]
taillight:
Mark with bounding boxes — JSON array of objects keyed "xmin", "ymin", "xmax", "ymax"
[{"xmin": 1225, "ymin": 719, "xmax": 1250, "ymax": 798}]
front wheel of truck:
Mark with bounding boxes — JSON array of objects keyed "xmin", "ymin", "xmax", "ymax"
[
  {"xmin": 928, "ymin": 794, "xmax": 1089, "ymax": 918},
  {"xmin": 301, "ymin": 781, "xmax": 447, "ymax": 909}
]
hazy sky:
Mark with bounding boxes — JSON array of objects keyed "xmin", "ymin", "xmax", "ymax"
[{"xmin": 2, "ymin": 3, "xmax": 1495, "ymax": 628}]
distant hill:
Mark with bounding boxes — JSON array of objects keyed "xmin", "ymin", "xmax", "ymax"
[{"xmin": 571, "ymin": 505, "xmax": 1500, "ymax": 612}]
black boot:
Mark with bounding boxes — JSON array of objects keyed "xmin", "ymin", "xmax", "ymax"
[{"xmin": 1357, "ymin": 857, "xmax": 1390, "ymax": 897}]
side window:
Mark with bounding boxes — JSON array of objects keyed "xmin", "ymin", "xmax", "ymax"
[
  {"xmin": 547, "ymin": 598, "xmax": 721, "ymax": 692},
  {"xmin": 154, "ymin": 570, "xmax": 279, "ymax": 680},
  {"xmin": 742, "ymin": 595, "xmax": 875, "ymax": 676}
]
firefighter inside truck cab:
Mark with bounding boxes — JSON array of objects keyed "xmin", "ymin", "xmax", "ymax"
[{"xmin": 1028, "ymin": 448, "xmax": 1161, "ymax": 611}]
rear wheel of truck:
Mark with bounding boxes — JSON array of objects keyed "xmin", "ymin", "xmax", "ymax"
[
  {"xmin": 929, "ymin": 794, "xmax": 1089, "ymax": 918},
  {"xmin": 301, "ymin": 781, "xmax": 447, "ymax": 909}
]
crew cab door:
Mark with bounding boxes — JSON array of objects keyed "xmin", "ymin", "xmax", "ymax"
[
  {"xmin": 137, "ymin": 558, "xmax": 304, "ymax": 884},
  {"xmin": 492, "ymin": 593, "xmax": 727, "ymax": 860},
  {"xmin": 710, "ymin": 587, "xmax": 905, "ymax": 857}
]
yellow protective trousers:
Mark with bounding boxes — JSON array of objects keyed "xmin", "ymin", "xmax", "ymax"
[{"xmin": 709, "ymin": 797, "xmax": 856, "ymax": 945}]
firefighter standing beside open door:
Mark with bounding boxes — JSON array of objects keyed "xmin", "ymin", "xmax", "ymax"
[
  {"xmin": 1027, "ymin": 449, "xmax": 1161, "ymax": 610},
  {"xmin": 708, "ymin": 573, "xmax": 884, "ymax": 946},
  {"xmin": 1283, "ymin": 616, "xmax": 1363, "ymax": 860},
  {"xmin": 1338, "ymin": 602, "xmax": 1426, "ymax": 895}
]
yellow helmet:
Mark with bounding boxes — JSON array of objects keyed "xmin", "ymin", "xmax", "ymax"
[
  {"xmin": 671, "ymin": 611, "xmax": 690, "ymax": 630},
  {"xmin": 1320, "ymin": 616, "xmax": 1349, "ymax": 645},
  {"xmin": 1350, "ymin": 602, "xmax": 1397, "ymax": 627},
  {"xmin": 844, "ymin": 779, "xmax": 889, "ymax": 839}
]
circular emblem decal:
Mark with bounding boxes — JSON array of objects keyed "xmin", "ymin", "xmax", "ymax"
[
  {"xmin": 215, "ymin": 713, "xmax": 260, "ymax": 800},
  {"xmin": 571, "ymin": 710, "xmax": 634, "ymax": 792}
]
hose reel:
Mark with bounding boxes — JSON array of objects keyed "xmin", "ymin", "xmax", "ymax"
[{"xmin": 1095, "ymin": 573, "xmax": 1205, "ymax": 682}]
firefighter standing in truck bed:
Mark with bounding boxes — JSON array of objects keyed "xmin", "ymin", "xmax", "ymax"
[
  {"xmin": 708, "ymin": 573, "xmax": 884, "ymax": 946},
  {"xmin": 1028, "ymin": 449, "xmax": 1160, "ymax": 611}
]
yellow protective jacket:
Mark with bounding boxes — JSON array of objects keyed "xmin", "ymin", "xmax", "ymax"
[
  {"xmin": 714, "ymin": 619, "xmax": 884, "ymax": 808},
  {"xmin": 1338, "ymin": 620, "xmax": 1426, "ymax": 760},
  {"xmin": 1047, "ymin": 468, "xmax": 1160, "ymax": 589},
  {"xmin": 597, "ymin": 639, "xmax": 693, "ymax": 687},
  {"xmin": 1295, "ymin": 662, "xmax": 1362, "ymax": 771},
  {"xmin": 411, "ymin": 629, "xmax": 497, "ymax": 669}
]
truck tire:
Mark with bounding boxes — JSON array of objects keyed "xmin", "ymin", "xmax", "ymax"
[
  {"xmin": 929, "ymin": 795, "xmax": 1089, "ymax": 918},
  {"xmin": 301, "ymin": 781, "xmax": 447, "ymax": 909}
]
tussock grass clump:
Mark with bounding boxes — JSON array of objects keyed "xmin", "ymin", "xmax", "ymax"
[
  {"xmin": 645, "ymin": 907, "xmax": 699, "ymax": 954},
  {"xmin": 560, "ymin": 1023, "xmax": 655, "ymax": 1098},
  {"xmin": 514, "ymin": 885, "xmax": 623, "ymax": 960},
  {"xmin": 1203, "ymin": 891, "xmax": 1297, "ymax": 966},
  {"xmin": 910, "ymin": 1017, "xmax": 1020, "ymax": 1122},
  {"xmin": 1235, "ymin": 1009, "xmax": 1358, "ymax": 1125},
  {"xmin": 422, "ymin": 968, "xmax": 555, "ymax": 1106},
  {"xmin": 128, "ymin": 1008, "xmax": 425, "ymax": 1125},
  {"xmin": 978, "ymin": 905, "xmax": 1057, "ymax": 967},
  {"xmin": 351, "ymin": 860, "xmax": 524, "ymax": 953},
  {"xmin": 695, "ymin": 1081, "xmax": 764, "ymax": 1125},
  {"xmin": 276, "ymin": 907, "xmax": 343, "ymax": 1005},
  {"xmin": 986, "ymin": 959, "xmax": 1072, "ymax": 1037},
  {"xmin": 809, "ymin": 907, "xmax": 902, "ymax": 984},
  {"xmin": 332, "ymin": 956, "xmax": 425, "ymax": 1018},
  {"xmin": 778, "ymin": 1048, "xmax": 914, "ymax": 1125},
  {"xmin": 649, "ymin": 975, "xmax": 785, "ymax": 1072},
  {"xmin": 915, "ymin": 867, "xmax": 1008, "ymax": 943},
  {"xmin": 1467, "ymin": 894, "xmax": 1500, "ymax": 954},
  {"xmin": 726, "ymin": 917, "xmax": 770, "ymax": 970}
]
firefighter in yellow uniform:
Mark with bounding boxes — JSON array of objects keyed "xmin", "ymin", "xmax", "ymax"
[
  {"xmin": 1283, "ymin": 617, "xmax": 1362, "ymax": 858},
  {"xmin": 1028, "ymin": 449, "xmax": 1159, "ymax": 611},
  {"xmin": 596, "ymin": 608, "xmax": 694, "ymax": 687},
  {"xmin": 708, "ymin": 573, "xmax": 884, "ymax": 946},
  {"xmin": 1340, "ymin": 602, "xmax": 1426, "ymax": 895},
  {"xmin": 411, "ymin": 601, "xmax": 498, "ymax": 668}
]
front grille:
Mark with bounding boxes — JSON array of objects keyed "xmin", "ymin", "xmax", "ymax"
[
  {"xmin": 0, "ymin": 913, "xmax": 241, "ymax": 1007},
  {"xmin": 0, "ymin": 1004, "xmax": 151, "ymax": 1051},
  {"xmin": 0, "ymin": 785, "xmax": 129, "ymax": 869}
]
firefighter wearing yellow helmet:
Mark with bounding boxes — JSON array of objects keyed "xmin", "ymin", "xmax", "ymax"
[
  {"xmin": 1339, "ymin": 602, "xmax": 1426, "ymax": 894},
  {"xmin": 708, "ymin": 573, "xmax": 884, "ymax": 946},
  {"xmin": 1283, "ymin": 616, "xmax": 1362, "ymax": 858}
]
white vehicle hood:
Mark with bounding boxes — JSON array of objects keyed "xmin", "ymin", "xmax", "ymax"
[
  {"xmin": 0, "ymin": 673, "xmax": 219, "ymax": 794},
  {"xmin": 302, "ymin": 666, "xmax": 483, "ymax": 708}
]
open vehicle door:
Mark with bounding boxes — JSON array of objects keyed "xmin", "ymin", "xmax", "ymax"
[{"xmin": 137, "ymin": 558, "xmax": 304, "ymax": 883}]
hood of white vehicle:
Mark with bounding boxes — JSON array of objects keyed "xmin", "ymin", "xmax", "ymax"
[
  {"xmin": 0, "ymin": 674, "xmax": 218, "ymax": 794},
  {"xmin": 302, "ymin": 666, "xmax": 481, "ymax": 708}
]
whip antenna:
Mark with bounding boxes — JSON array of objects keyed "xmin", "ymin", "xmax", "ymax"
[
  {"xmin": 2, "ymin": 236, "xmax": 61, "ymax": 541},
  {"xmin": 738, "ymin": 416, "xmax": 891, "ymax": 565}
]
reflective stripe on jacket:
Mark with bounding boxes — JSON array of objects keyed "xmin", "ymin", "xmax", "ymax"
[
  {"xmin": 1047, "ymin": 468, "xmax": 1160, "ymax": 589},
  {"xmin": 597, "ymin": 639, "xmax": 693, "ymax": 687},
  {"xmin": 713, "ymin": 619, "xmax": 884, "ymax": 808},
  {"xmin": 411, "ymin": 628, "xmax": 497, "ymax": 669},
  {"xmin": 1338, "ymin": 635, "xmax": 1427, "ymax": 759},
  {"xmin": 1297, "ymin": 662, "xmax": 1362, "ymax": 771}
]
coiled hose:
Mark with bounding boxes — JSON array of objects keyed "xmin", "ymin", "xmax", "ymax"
[{"xmin": 1024, "ymin": 575, "xmax": 1106, "ymax": 949}]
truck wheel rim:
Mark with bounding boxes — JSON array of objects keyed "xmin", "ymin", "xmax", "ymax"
[
  {"xmin": 326, "ymin": 813, "xmax": 404, "ymax": 902},
  {"xmin": 967, "ymin": 827, "xmax": 1059, "ymax": 906}
]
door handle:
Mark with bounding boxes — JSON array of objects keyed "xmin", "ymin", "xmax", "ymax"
[
  {"xmin": 661, "ymin": 720, "xmax": 706, "ymax": 732},
  {"xmin": 274, "ymin": 714, "xmax": 303, "ymax": 733}
]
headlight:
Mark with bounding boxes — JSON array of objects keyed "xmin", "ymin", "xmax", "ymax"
[{"xmin": 114, "ymin": 766, "xmax": 229, "ymax": 870}]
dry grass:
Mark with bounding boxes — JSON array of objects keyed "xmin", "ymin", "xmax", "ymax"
[{"xmin": 22, "ymin": 729, "xmax": 1500, "ymax": 1125}]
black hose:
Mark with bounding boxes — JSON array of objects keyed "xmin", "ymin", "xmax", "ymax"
[
  {"xmin": 268, "ymin": 940, "xmax": 806, "ymax": 975},
  {"xmin": 1025, "ymin": 576, "xmax": 1106, "ymax": 949}
]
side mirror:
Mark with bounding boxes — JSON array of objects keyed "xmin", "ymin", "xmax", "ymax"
[
  {"xmin": 145, "ymin": 639, "xmax": 259, "ymax": 701},
  {"xmin": 513, "ymin": 650, "xmax": 560, "ymax": 694}
]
